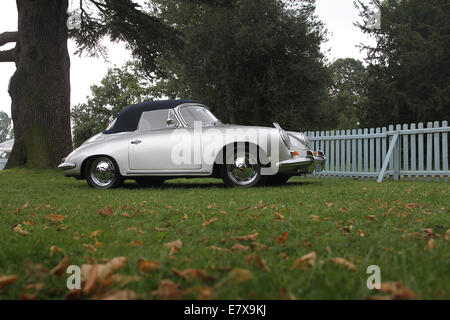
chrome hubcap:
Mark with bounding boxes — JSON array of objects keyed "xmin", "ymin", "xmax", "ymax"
[
  {"xmin": 90, "ymin": 158, "xmax": 115, "ymax": 187},
  {"xmin": 227, "ymin": 153, "xmax": 259, "ymax": 185}
]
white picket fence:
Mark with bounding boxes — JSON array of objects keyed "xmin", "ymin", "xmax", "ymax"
[{"xmin": 304, "ymin": 121, "xmax": 449, "ymax": 182}]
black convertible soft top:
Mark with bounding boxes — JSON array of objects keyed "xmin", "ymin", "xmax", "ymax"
[{"xmin": 103, "ymin": 99, "xmax": 201, "ymax": 134}]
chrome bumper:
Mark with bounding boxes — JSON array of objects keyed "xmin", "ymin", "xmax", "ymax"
[
  {"xmin": 276, "ymin": 151, "xmax": 326, "ymax": 175},
  {"xmin": 58, "ymin": 162, "xmax": 76, "ymax": 170}
]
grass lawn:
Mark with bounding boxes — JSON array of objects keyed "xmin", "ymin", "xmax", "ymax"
[{"xmin": 0, "ymin": 169, "xmax": 448, "ymax": 300}]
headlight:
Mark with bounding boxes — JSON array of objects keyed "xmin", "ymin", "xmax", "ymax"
[{"xmin": 273, "ymin": 123, "xmax": 291, "ymax": 148}]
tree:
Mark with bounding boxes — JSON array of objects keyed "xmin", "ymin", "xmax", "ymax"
[
  {"xmin": 0, "ymin": 111, "xmax": 12, "ymax": 143},
  {"xmin": 1, "ymin": 0, "xmax": 181, "ymax": 169},
  {"xmin": 356, "ymin": 0, "xmax": 450, "ymax": 127},
  {"xmin": 151, "ymin": 0, "xmax": 330, "ymax": 131},
  {"xmin": 322, "ymin": 58, "xmax": 368, "ymax": 129},
  {"xmin": 71, "ymin": 62, "xmax": 157, "ymax": 147}
]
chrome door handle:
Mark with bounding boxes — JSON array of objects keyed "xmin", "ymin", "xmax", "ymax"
[{"xmin": 131, "ymin": 140, "xmax": 142, "ymax": 145}]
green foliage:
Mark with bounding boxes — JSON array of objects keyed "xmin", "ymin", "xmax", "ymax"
[
  {"xmin": 356, "ymin": 0, "xmax": 450, "ymax": 127},
  {"xmin": 71, "ymin": 62, "xmax": 156, "ymax": 147},
  {"xmin": 70, "ymin": 0, "xmax": 182, "ymax": 76},
  {"xmin": 321, "ymin": 58, "xmax": 368, "ymax": 129},
  {"xmin": 0, "ymin": 111, "xmax": 12, "ymax": 143},
  {"xmin": 151, "ymin": 0, "xmax": 330, "ymax": 131}
]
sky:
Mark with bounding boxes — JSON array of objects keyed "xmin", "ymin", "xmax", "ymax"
[{"xmin": 0, "ymin": 0, "xmax": 373, "ymax": 117}]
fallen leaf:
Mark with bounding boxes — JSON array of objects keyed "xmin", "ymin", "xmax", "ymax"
[
  {"xmin": 425, "ymin": 239, "xmax": 436, "ymax": 250},
  {"xmin": 202, "ymin": 217, "xmax": 218, "ymax": 226},
  {"xmin": 368, "ymin": 282, "xmax": 418, "ymax": 300},
  {"xmin": 276, "ymin": 232, "xmax": 288, "ymax": 243},
  {"xmin": 280, "ymin": 287, "xmax": 296, "ymax": 300},
  {"xmin": 129, "ymin": 240, "xmax": 143, "ymax": 247},
  {"xmin": 207, "ymin": 203, "xmax": 217, "ymax": 209},
  {"xmin": 330, "ymin": 257, "xmax": 357, "ymax": 271},
  {"xmin": 232, "ymin": 243, "xmax": 249, "ymax": 251},
  {"xmin": 152, "ymin": 279, "xmax": 181, "ymax": 300},
  {"xmin": 172, "ymin": 268, "xmax": 216, "ymax": 281},
  {"xmin": 96, "ymin": 207, "xmax": 113, "ymax": 216},
  {"xmin": 0, "ymin": 275, "xmax": 19, "ymax": 289},
  {"xmin": 274, "ymin": 212, "xmax": 284, "ymax": 220},
  {"xmin": 44, "ymin": 214, "xmax": 65, "ymax": 222},
  {"xmin": 210, "ymin": 246, "xmax": 232, "ymax": 253},
  {"xmin": 183, "ymin": 286, "xmax": 213, "ymax": 300},
  {"xmin": 12, "ymin": 224, "xmax": 30, "ymax": 236},
  {"xmin": 359, "ymin": 230, "xmax": 366, "ymax": 237},
  {"xmin": 165, "ymin": 239, "xmax": 183, "ymax": 256},
  {"xmin": 101, "ymin": 290, "xmax": 137, "ymax": 300},
  {"xmin": 226, "ymin": 268, "xmax": 253, "ymax": 284},
  {"xmin": 89, "ymin": 230, "xmax": 103, "ymax": 238},
  {"xmin": 230, "ymin": 233, "xmax": 258, "ymax": 241},
  {"xmin": 245, "ymin": 254, "xmax": 270, "ymax": 272},
  {"xmin": 50, "ymin": 245, "xmax": 63, "ymax": 256},
  {"xmin": 154, "ymin": 227, "xmax": 168, "ymax": 232},
  {"xmin": 310, "ymin": 215, "xmax": 322, "ymax": 222},
  {"xmin": 51, "ymin": 256, "xmax": 70, "ymax": 276},
  {"xmin": 81, "ymin": 257, "xmax": 128, "ymax": 294},
  {"xmin": 137, "ymin": 258, "xmax": 160, "ymax": 273},
  {"xmin": 23, "ymin": 202, "xmax": 29, "ymax": 209},
  {"xmin": 292, "ymin": 252, "xmax": 317, "ymax": 270}
]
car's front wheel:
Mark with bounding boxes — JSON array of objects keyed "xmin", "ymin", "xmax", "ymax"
[
  {"xmin": 220, "ymin": 147, "xmax": 266, "ymax": 188},
  {"xmin": 85, "ymin": 156, "xmax": 123, "ymax": 189}
]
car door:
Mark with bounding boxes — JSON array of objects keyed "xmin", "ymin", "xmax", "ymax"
[{"xmin": 128, "ymin": 109, "xmax": 202, "ymax": 171}]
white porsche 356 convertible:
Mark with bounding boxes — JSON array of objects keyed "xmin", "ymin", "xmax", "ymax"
[{"xmin": 59, "ymin": 100, "xmax": 325, "ymax": 188}]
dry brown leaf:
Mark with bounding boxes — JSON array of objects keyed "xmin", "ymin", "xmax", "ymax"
[
  {"xmin": 274, "ymin": 212, "xmax": 284, "ymax": 220},
  {"xmin": 183, "ymin": 286, "xmax": 213, "ymax": 300},
  {"xmin": 23, "ymin": 202, "xmax": 29, "ymax": 209},
  {"xmin": 309, "ymin": 215, "xmax": 323, "ymax": 222},
  {"xmin": 245, "ymin": 254, "xmax": 271, "ymax": 272},
  {"xmin": 292, "ymin": 252, "xmax": 317, "ymax": 270},
  {"xmin": 359, "ymin": 230, "xmax": 366, "ymax": 237},
  {"xmin": 0, "ymin": 275, "xmax": 19, "ymax": 289},
  {"xmin": 154, "ymin": 227, "xmax": 168, "ymax": 232},
  {"xmin": 230, "ymin": 233, "xmax": 258, "ymax": 241},
  {"xmin": 81, "ymin": 257, "xmax": 128, "ymax": 294},
  {"xmin": 210, "ymin": 246, "xmax": 232, "ymax": 253},
  {"xmin": 172, "ymin": 268, "xmax": 216, "ymax": 281},
  {"xmin": 368, "ymin": 282, "xmax": 418, "ymax": 300},
  {"xmin": 96, "ymin": 207, "xmax": 113, "ymax": 216},
  {"xmin": 44, "ymin": 214, "xmax": 65, "ymax": 222},
  {"xmin": 89, "ymin": 230, "xmax": 103, "ymax": 238},
  {"xmin": 101, "ymin": 290, "xmax": 137, "ymax": 300},
  {"xmin": 207, "ymin": 203, "xmax": 217, "ymax": 209},
  {"xmin": 425, "ymin": 239, "xmax": 436, "ymax": 250},
  {"xmin": 12, "ymin": 224, "xmax": 30, "ymax": 236},
  {"xmin": 276, "ymin": 232, "xmax": 288, "ymax": 243},
  {"xmin": 280, "ymin": 287, "xmax": 296, "ymax": 300},
  {"xmin": 152, "ymin": 279, "xmax": 181, "ymax": 300},
  {"xmin": 128, "ymin": 240, "xmax": 143, "ymax": 247},
  {"xmin": 137, "ymin": 258, "xmax": 160, "ymax": 273},
  {"xmin": 330, "ymin": 257, "xmax": 357, "ymax": 271},
  {"xmin": 226, "ymin": 268, "xmax": 253, "ymax": 284},
  {"xmin": 50, "ymin": 245, "xmax": 63, "ymax": 256},
  {"xmin": 202, "ymin": 217, "xmax": 218, "ymax": 226},
  {"xmin": 232, "ymin": 243, "xmax": 249, "ymax": 251},
  {"xmin": 51, "ymin": 256, "xmax": 70, "ymax": 276},
  {"xmin": 165, "ymin": 239, "xmax": 183, "ymax": 256}
]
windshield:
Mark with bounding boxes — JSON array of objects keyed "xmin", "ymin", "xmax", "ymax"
[
  {"xmin": 105, "ymin": 119, "xmax": 116, "ymax": 131},
  {"xmin": 179, "ymin": 106, "xmax": 219, "ymax": 127}
]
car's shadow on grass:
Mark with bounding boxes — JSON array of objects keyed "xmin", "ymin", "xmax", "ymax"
[{"xmin": 118, "ymin": 179, "xmax": 316, "ymax": 190}]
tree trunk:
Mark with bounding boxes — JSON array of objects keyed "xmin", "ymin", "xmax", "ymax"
[{"xmin": 6, "ymin": 0, "xmax": 72, "ymax": 169}]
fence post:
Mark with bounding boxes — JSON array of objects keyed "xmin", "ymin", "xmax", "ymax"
[
  {"xmin": 377, "ymin": 132, "xmax": 399, "ymax": 183},
  {"xmin": 394, "ymin": 124, "xmax": 401, "ymax": 180}
]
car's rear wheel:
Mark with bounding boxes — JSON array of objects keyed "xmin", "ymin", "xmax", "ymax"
[
  {"xmin": 86, "ymin": 156, "xmax": 123, "ymax": 189},
  {"xmin": 220, "ymin": 146, "xmax": 266, "ymax": 188},
  {"xmin": 264, "ymin": 174, "xmax": 291, "ymax": 186},
  {"xmin": 136, "ymin": 177, "xmax": 166, "ymax": 188}
]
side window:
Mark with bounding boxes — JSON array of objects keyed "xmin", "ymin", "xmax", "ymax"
[{"xmin": 138, "ymin": 109, "xmax": 170, "ymax": 131}]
